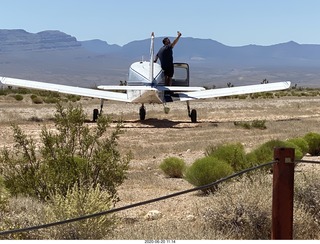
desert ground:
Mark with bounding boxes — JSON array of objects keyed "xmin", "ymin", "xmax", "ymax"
[{"xmin": 1, "ymin": 93, "xmax": 320, "ymax": 239}]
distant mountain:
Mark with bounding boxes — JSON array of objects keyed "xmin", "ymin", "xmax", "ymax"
[
  {"xmin": 0, "ymin": 29, "xmax": 81, "ymax": 52},
  {"xmin": 1, "ymin": 29, "xmax": 320, "ymax": 88},
  {"xmin": 80, "ymin": 37, "xmax": 320, "ymax": 66},
  {"xmin": 81, "ymin": 39, "xmax": 121, "ymax": 53}
]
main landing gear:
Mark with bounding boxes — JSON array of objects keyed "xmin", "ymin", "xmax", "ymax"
[
  {"xmin": 187, "ymin": 101, "xmax": 197, "ymax": 123},
  {"xmin": 93, "ymin": 99, "xmax": 104, "ymax": 122},
  {"xmin": 138, "ymin": 102, "xmax": 197, "ymax": 123}
]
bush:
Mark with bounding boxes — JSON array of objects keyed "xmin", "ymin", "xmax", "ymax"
[
  {"xmin": 159, "ymin": 157, "xmax": 186, "ymax": 178},
  {"xmin": 0, "ymin": 103, "xmax": 130, "ymax": 201},
  {"xmin": 205, "ymin": 143, "xmax": 249, "ymax": 172},
  {"xmin": 251, "ymin": 120, "xmax": 267, "ymax": 129},
  {"xmin": 31, "ymin": 95, "xmax": 43, "ymax": 104},
  {"xmin": 303, "ymin": 132, "xmax": 320, "ymax": 155},
  {"xmin": 13, "ymin": 94, "xmax": 23, "ymax": 101},
  {"xmin": 286, "ymin": 137, "xmax": 309, "ymax": 155},
  {"xmin": 45, "ymin": 183, "xmax": 116, "ymax": 239},
  {"xmin": 246, "ymin": 139, "xmax": 303, "ymax": 168},
  {"xmin": 185, "ymin": 156, "xmax": 234, "ymax": 193}
]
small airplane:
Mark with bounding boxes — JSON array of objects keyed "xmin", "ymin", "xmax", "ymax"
[{"xmin": 0, "ymin": 32, "xmax": 291, "ymax": 123}]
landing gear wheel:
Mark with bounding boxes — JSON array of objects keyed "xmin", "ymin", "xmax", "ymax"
[
  {"xmin": 139, "ymin": 106, "xmax": 146, "ymax": 121},
  {"xmin": 93, "ymin": 108, "xmax": 99, "ymax": 122},
  {"xmin": 190, "ymin": 109, "xmax": 197, "ymax": 123}
]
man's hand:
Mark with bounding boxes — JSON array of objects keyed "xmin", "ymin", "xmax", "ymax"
[{"xmin": 177, "ymin": 31, "xmax": 182, "ymax": 37}]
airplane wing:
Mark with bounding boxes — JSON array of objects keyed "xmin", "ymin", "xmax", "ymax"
[
  {"xmin": 177, "ymin": 81, "xmax": 291, "ymax": 101},
  {"xmin": 0, "ymin": 77, "xmax": 130, "ymax": 102}
]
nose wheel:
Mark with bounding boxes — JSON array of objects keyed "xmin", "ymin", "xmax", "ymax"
[{"xmin": 139, "ymin": 104, "xmax": 146, "ymax": 120}]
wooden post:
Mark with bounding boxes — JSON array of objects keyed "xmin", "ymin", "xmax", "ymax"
[{"xmin": 272, "ymin": 147, "xmax": 295, "ymax": 240}]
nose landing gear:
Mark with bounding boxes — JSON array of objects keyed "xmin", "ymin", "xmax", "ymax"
[{"xmin": 139, "ymin": 104, "xmax": 146, "ymax": 121}]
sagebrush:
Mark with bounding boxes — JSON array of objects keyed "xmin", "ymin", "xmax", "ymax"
[
  {"xmin": 159, "ymin": 157, "xmax": 186, "ymax": 178},
  {"xmin": 185, "ymin": 156, "xmax": 234, "ymax": 193}
]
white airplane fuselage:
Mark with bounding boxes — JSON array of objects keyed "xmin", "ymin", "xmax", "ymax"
[{"xmin": 127, "ymin": 61, "xmax": 164, "ymax": 104}]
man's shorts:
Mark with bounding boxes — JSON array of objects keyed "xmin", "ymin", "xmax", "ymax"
[{"xmin": 163, "ymin": 66, "xmax": 174, "ymax": 78}]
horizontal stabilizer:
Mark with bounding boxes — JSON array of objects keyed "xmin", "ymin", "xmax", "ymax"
[
  {"xmin": 98, "ymin": 85, "xmax": 157, "ymax": 91},
  {"xmin": 156, "ymin": 86, "xmax": 205, "ymax": 92},
  {"xmin": 98, "ymin": 85, "xmax": 205, "ymax": 92},
  {"xmin": 0, "ymin": 77, "xmax": 130, "ymax": 102},
  {"xmin": 178, "ymin": 81, "xmax": 291, "ymax": 101}
]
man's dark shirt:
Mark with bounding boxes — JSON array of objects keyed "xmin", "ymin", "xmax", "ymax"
[{"xmin": 156, "ymin": 45, "xmax": 173, "ymax": 69}]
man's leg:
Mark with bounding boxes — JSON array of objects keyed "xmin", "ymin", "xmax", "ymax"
[{"xmin": 165, "ymin": 76, "xmax": 172, "ymax": 86}]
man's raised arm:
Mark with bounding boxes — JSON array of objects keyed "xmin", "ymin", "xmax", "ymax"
[{"xmin": 171, "ymin": 31, "xmax": 182, "ymax": 48}]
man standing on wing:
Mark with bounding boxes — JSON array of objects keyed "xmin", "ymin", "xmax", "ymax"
[{"xmin": 154, "ymin": 31, "xmax": 182, "ymax": 86}]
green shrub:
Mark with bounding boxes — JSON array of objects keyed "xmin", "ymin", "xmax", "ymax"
[
  {"xmin": 246, "ymin": 139, "xmax": 303, "ymax": 168},
  {"xmin": 159, "ymin": 157, "xmax": 186, "ymax": 178},
  {"xmin": 185, "ymin": 156, "xmax": 234, "ymax": 193},
  {"xmin": 251, "ymin": 120, "xmax": 267, "ymax": 129},
  {"xmin": 205, "ymin": 143, "xmax": 249, "ymax": 172},
  {"xmin": 46, "ymin": 183, "xmax": 116, "ymax": 239},
  {"xmin": 303, "ymin": 132, "xmax": 320, "ymax": 155},
  {"xmin": 0, "ymin": 103, "xmax": 130, "ymax": 201},
  {"xmin": 31, "ymin": 95, "xmax": 43, "ymax": 104},
  {"xmin": 286, "ymin": 137, "xmax": 309, "ymax": 155},
  {"xmin": 13, "ymin": 94, "xmax": 23, "ymax": 101}
]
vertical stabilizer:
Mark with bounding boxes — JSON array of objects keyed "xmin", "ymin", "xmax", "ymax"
[{"xmin": 149, "ymin": 32, "xmax": 154, "ymax": 83}]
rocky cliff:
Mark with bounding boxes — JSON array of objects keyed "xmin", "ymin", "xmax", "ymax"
[{"xmin": 0, "ymin": 29, "xmax": 81, "ymax": 52}]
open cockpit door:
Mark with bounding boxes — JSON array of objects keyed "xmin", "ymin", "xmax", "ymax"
[{"xmin": 172, "ymin": 63, "xmax": 190, "ymax": 87}]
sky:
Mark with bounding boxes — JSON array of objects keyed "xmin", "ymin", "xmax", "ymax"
[{"xmin": 2, "ymin": 0, "xmax": 320, "ymax": 46}]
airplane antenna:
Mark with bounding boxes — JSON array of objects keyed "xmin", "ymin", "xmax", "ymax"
[{"xmin": 149, "ymin": 32, "xmax": 154, "ymax": 83}]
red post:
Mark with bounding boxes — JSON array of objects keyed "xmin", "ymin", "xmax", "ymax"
[{"xmin": 272, "ymin": 147, "xmax": 295, "ymax": 240}]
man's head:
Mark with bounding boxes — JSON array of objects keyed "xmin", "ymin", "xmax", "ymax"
[{"xmin": 162, "ymin": 37, "xmax": 170, "ymax": 45}]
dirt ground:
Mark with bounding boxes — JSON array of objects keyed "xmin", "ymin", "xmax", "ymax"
[{"xmin": 1, "ymin": 95, "xmax": 320, "ymax": 238}]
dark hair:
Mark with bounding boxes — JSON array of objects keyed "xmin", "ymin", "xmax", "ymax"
[{"xmin": 162, "ymin": 37, "xmax": 169, "ymax": 44}]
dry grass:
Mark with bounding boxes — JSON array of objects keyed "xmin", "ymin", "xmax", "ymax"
[{"xmin": 0, "ymin": 94, "xmax": 320, "ymax": 239}]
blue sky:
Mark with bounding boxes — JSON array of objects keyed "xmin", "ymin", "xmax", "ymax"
[{"xmin": 1, "ymin": 0, "xmax": 320, "ymax": 46}]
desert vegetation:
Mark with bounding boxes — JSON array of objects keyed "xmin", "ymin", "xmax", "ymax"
[
  {"xmin": 0, "ymin": 88, "xmax": 319, "ymax": 239},
  {"xmin": 0, "ymin": 103, "xmax": 130, "ymax": 239}
]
